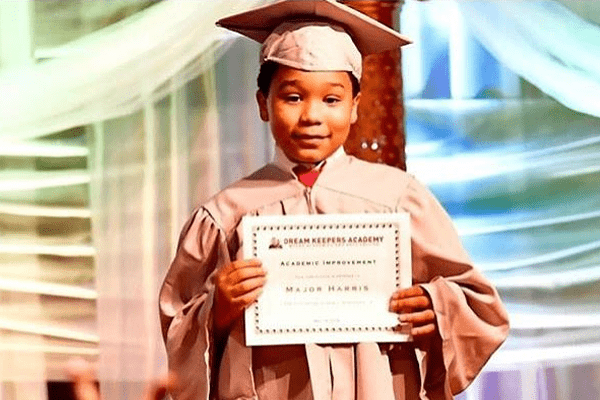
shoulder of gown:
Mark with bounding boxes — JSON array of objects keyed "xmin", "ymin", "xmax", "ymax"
[
  {"xmin": 316, "ymin": 155, "xmax": 414, "ymax": 209},
  {"xmin": 202, "ymin": 163, "xmax": 303, "ymax": 237}
]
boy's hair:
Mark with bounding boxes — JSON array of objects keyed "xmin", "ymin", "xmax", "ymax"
[{"xmin": 257, "ymin": 60, "xmax": 361, "ymax": 98}]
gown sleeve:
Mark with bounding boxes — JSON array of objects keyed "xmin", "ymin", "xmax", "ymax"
[
  {"xmin": 159, "ymin": 207, "xmax": 232, "ymax": 400},
  {"xmin": 399, "ymin": 177, "xmax": 510, "ymax": 398}
]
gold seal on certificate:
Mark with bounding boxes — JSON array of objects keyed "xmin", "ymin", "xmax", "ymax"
[{"xmin": 243, "ymin": 213, "xmax": 411, "ymax": 346}]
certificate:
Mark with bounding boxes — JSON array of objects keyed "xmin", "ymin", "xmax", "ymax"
[{"xmin": 243, "ymin": 213, "xmax": 412, "ymax": 346}]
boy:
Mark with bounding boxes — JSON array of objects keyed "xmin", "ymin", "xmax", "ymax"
[{"xmin": 159, "ymin": 1, "xmax": 509, "ymax": 399}]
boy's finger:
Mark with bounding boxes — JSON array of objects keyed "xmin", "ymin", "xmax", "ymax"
[
  {"xmin": 389, "ymin": 295, "xmax": 431, "ymax": 313},
  {"xmin": 228, "ymin": 265, "xmax": 266, "ymax": 283},
  {"xmin": 398, "ymin": 309, "xmax": 435, "ymax": 325},
  {"xmin": 221, "ymin": 259, "xmax": 262, "ymax": 275},
  {"xmin": 230, "ymin": 276, "xmax": 267, "ymax": 297},
  {"xmin": 391, "ymin": 285, "xmax": 425, "ymax": 300},
  {"xmin": 411, "ymin": 323, "xmax": 436, "ymax": 337},
  {"xmin": 232, "ymin": 258, "xmax": 262, "ymax": 269},
  {"xmin": 216, "ymin": 265, "xmax": 265, "ymax": 295},
  {"xmin": 232, "ymin": 287, "xmax": 264, "ymax": 310}
]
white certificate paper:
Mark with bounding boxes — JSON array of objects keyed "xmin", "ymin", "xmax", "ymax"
[{"xmin": 243, "ymin": 213, "xmax": 411, "ymax": 346}]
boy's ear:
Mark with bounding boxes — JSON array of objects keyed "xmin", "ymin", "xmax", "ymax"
[
  {"xmin": 256, "ymin": 91, "xmax": 269, "ymax": 122},
  {"xmin": 350, "ymin": 93, "xmax": 361, "ymax": 124}
]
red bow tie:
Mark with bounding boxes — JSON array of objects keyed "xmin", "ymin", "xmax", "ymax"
[{"xmin": 293, "ymin": 165, "xmax": 321, "ymax": 187}]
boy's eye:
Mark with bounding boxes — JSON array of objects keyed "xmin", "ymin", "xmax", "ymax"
[
  {"xmin": 285, "ymin": 94, "xmax": 301, "ymax": 102},
  {"xmin": 324, "ymin": 96, "xmax": 341, "ymax": 105}
]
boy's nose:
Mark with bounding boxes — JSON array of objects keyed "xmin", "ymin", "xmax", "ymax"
[{"xmin": 299, "ymin": 101, "xmax": 322, "ymax": 124}]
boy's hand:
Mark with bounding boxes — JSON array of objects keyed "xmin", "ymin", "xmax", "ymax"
[
  {"xmin": 214, "ymin": 259, "xmax": 266, "ymax": 333},
  {"xmin": 389, "ymin": 285, "xmax": 437, "ymax": 338}
]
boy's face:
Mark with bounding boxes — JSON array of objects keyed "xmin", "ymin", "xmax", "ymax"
[{"xmin": 257, "ymin": 65, "xmax": 360, "ymax": 164}]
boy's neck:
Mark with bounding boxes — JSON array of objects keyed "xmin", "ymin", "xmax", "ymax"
[{"xmin": 273, "ymin": 146, "xmax": 346, "ymax": 175}]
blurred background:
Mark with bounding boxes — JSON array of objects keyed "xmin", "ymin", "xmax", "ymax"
[{"xmin": 0, "ymin": 0, "xmax": 599, "ymax": 399}]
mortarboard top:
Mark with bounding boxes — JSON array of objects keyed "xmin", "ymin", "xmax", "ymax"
[{"xmin": 216, "ymin": 0, "xmax": 412, "ymax": 56}]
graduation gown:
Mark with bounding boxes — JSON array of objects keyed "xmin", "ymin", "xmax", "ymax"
[{"xmin": 159, "ymin": 150, "xmax": 509, "ymax": 400}]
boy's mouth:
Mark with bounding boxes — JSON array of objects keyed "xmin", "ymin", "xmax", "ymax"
[
  {"xmin": 292, "ymin": 133, "xmax": 329, "ymax": 147},
  {"xmin": 292, "ymin": 133, "xmax": 329, "ymax": 140}
]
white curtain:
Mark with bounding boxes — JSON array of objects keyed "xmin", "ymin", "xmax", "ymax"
[
  {"xmin": 89, "ymin": 41, "xmax": 271, "ymax": 399},
  {"xmin": 0, "ymin": 1, "xmax": 267, "ymax": 399},
  {"xmin": 454, "ymin": 1, "xmax": 600, "ymax": 119},
  {"xmin": 450, "ymin": 0, "xmax": 600, "ymax": 368},
  {"xmin": 400, "ymin": 1, "xmax": 600, "ymax": 399},
  {"xmin": 0, "ymin": 0, "xmax": 264, "ymax": 141},
  {"xmin": 81, "ymin": 3, "xmax": 269, "ymax": 399}
]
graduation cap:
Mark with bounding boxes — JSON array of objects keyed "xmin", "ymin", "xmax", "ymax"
[{"xmin": 216, "ymin": 0, "xmax": 412, "ymax": 80}]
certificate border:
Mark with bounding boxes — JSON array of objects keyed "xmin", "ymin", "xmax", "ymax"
[
  {"xmin": 244, "ymin": 213, "xmax": 412, "ymax": 345},
  {"xmin": 250, "ymin": 222, "xmax": 401, "ymax": 335}
]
